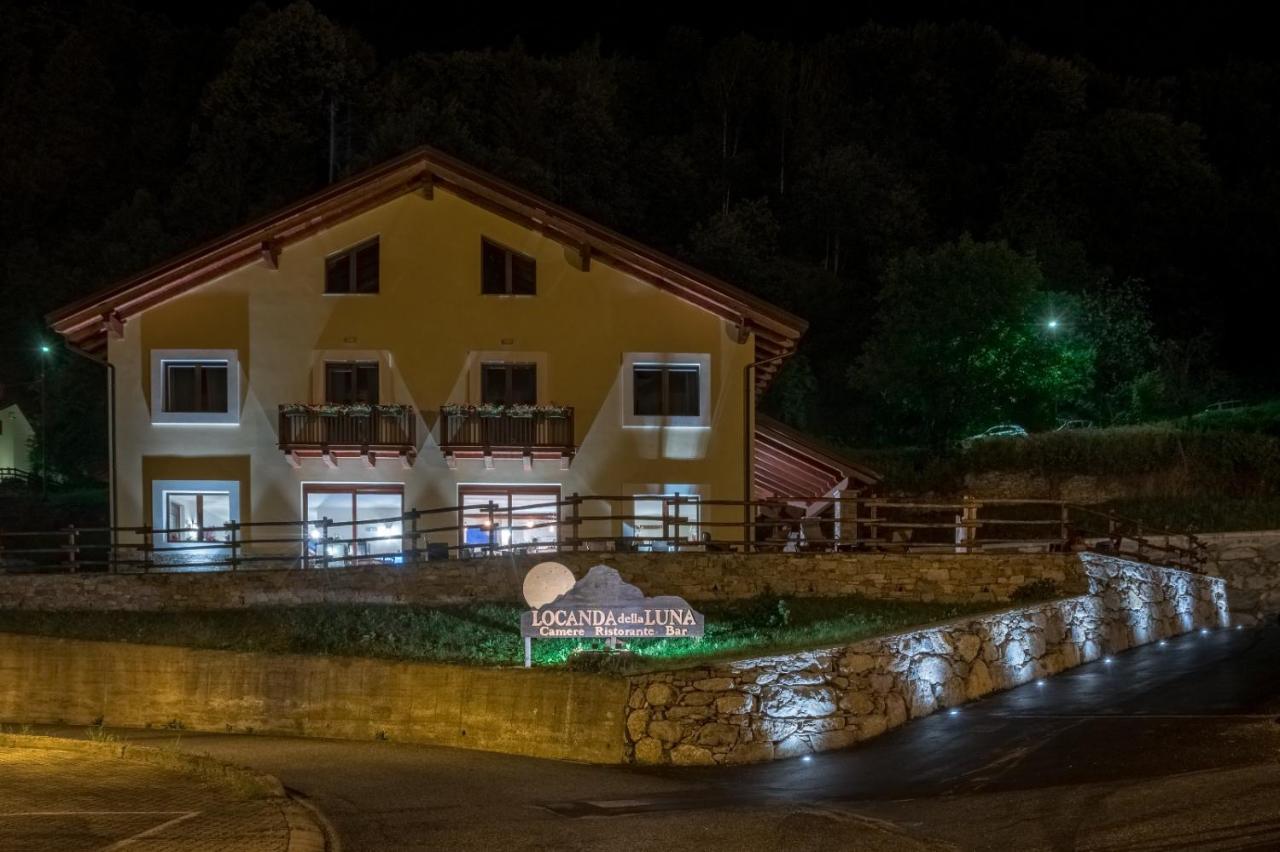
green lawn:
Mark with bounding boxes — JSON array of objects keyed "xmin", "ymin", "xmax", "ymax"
[{"xmin": 0, "ymin": 597, "xmax": 1001, "ymax": 673}]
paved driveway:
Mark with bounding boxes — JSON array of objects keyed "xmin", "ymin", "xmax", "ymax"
[
  {"xmin": 0, "ymin": 743, "xmax": 306, "ymax": 851},
  {"xmin": 27, "ymin": 626, "xmax": 1280, "ymax": 851}
]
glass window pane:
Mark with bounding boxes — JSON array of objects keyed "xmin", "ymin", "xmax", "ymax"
[
  {"xmin": 633, "ymin": 367, "xmax": 663, "ymax": 416},
  {"xmin": 354, "ymin": 241, "xmax": 380, "ymax": 293},
  {"xmin": 165, "ymin": 493, "xmax": 199, "ymax": 542},
  {"xmin": 511, "ymin": 254, "xmax": 536, "ymax": 295},
  {"xmin": 165, "ymin": 364, "xmax": 198, "ymax": 412},
  {"xmin": 510, "ymin": 365, "xmax": 536, "ymax": 404},
  {"xmin": 355, "ymin": 363, "xmax": 379, "ymax": 404},
  {"xmin": 481, "ymin": 241, "xmax": 507, "ymax": 294},
  {"xmin": 667, "ymin": 366, "xmax": 700, "ymax": 416},
  {"xmin": 632, "ymin": 497, "xmax": 664, "ymax": 537},
  {"xmin": 481, "ymin": 365, "xmax": 507, "ymax": 404},
  {"xmin": 326, "ymin": 254, "xmax": 351, "ymax": 293},
  {"xmin": 356, "ymin": 491, "xmax": 403, "ymax": 556},
  {"xmin": 201, "ymin": 493, "xmax": 232, "ymax": 542},
  {"xmin": 306, "ymin": 489, "xmax": 355, "ymax": 560},
  {"xmin": 202, "ymin": 365, "xmax": 228, "ymax": 412}
]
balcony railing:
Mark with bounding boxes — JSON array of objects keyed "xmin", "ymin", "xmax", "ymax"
[
  {"xmin": 439, "ymin": 406, "xmax": 575, "ymax": 465},
  {"xmin": 278, "ymin": 405, "xmax": 417, "ymax": 463}
]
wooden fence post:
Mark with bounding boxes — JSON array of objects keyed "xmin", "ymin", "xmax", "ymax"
[
  {"xmin": 486, "ymin": 501, "xmax": 497, "ymax": 556},
  {"xmin": 321, "ymin": 517, "xmax": 332, "ymax": 569},
  {"xmin": 226, "ymin": 521, "xmax": 240, "ymax": 571},
  {"xmin": 670, "ymin": 494, "xmax": 681, "ymax": 553},
  {"xmin": 66, "ymin": 525, "xmax": 79, "ymax": 573},
  {"xmin": 570, "ymin": 493, "xmax": 581, "ymax": 552},
  {"xmin": 407, "ymin": 509, "xmax": 420, "ymax": 565}
]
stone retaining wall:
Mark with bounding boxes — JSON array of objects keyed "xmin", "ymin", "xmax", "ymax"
[
  {"xmin": 0, "ymin": 551, "xmax": 1080, "ymax": 611},
  {"xmin": 0, "ymin": 633, "xmax": 627, "ymax": 762},
  {"xmin": 622, "ymin": 554, "xmax": 1228, "ymax": 765},
  {"xmin": 1197, "ymin": 531, "xmax": 1280, "ymax": 625}
]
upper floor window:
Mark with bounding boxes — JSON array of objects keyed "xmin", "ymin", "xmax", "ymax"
[
  {"xmin": 326, "ymin": 238, "xmax": 380, "ymax": 294},
  {"xmin": 481, "ymin": 238, "xmax": 536, "ymax": 295},
  {"xmin": 633, "ymin": 364, "xmax": 700, "ymax": 417},
  {"xmin": 621, "ymin": 352, "xmax": 711, "ymax": 429},
  {"xmin": 325, "ymin": 361, "xmax": 379, "ymax": 404},
  {"xmin": 481, "ymin": 363, "xmax": 537, "ymax": 405},
  {"xmin": 150, "ymin": 349, "xmax": 240, "ymax": 425},
  {"xmin": 164, "ymin": 361, "xmax": 228, "ymax": 413}
]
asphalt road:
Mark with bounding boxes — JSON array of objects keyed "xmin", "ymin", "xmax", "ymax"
[{"xmin": 33, "ymin": 625, "xmax": 1280, "ymax": 851}]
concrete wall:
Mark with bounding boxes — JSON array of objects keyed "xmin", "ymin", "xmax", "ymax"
[
  {"xmin": 1198, "ymin": 531, "xmax": 1280, "ymax": 624},
  {"xmin": 0, "ymin": 633, "xmax": 627, "ymax": 762},
  {"xmin": 622, "ymin": 554, "xmax": 1228, "ymax": 765},
  {"xmin": 0, "ymin": 551, "xmax": 1082, "ymax": 611}
]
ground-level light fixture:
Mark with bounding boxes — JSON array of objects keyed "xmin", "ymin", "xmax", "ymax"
[
  {"xmin": 948, "ymin": 708, "xmax": 960, "ymax": 716},
  {"xmin": 1103, "ymin": 657, "xmax": 1114, "ymax": 664},
  {"xmin": 1045, "ymin": 318, "xmax": 1060, "ymax": 331},
  {"xmin": 1036, "ymin": 679, "xmax": 1046, "ymax": 687}
]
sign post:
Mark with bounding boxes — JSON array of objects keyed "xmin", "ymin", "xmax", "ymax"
[{"xmin": 520, "ymin": 563, "xmax": 705, "ymax": 666}]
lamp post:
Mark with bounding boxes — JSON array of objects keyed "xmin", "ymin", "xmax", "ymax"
[{"xmin": 38, "ymin": 343, "xmax": 50, "ymax": 497}]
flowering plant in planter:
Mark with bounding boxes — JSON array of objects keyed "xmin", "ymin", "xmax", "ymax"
[
  {"xmin": 506, "ymin": 403, "xmax": 536, "ymax": 418},
  {"xmin": 441, "ymin": 403, "xmax": 471, "ymax": 417},
  {"xmin": 476, "ymin": 402, "xmax": 506, "ymax": 417},
  {"xmin": 315, "ymin": 403, "xmax": 345, "ymax": 417},
  {"xmin": 375, "ymin": 403, "xmax": 411, "ymax": 417},
  {"xmin": 281, "ymin": 403, "xmax": 310, "ymax": 417},
  {"xmin": 345, "ymin": 403, "xmax": 373, "ymax": 417},
  {"xmin": 538, "ymin": 404, "xmax": 570, "ymax": 418}
]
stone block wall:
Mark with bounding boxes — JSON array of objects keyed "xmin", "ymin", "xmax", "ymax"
[
  {"xmin": 0, "ymin": 551, "xmax": 1081, "ymax": 612},
  {"xmin": 623, "ymin": 554, "xmax": 1227, "ymax": 766},
  {"xmin": 1197, "ymin": 531, "xmax": 1280, "ymax": 625}
]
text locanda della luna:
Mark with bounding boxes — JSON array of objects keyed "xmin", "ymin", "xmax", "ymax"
[{"xmin": 525, "ymin": 606, "xmax": 702, "ymax": 638}]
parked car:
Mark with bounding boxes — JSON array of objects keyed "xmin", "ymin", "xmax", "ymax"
[
  {"xmin": 961, "ymin": 424, "xmax": 1028, "ymax": 448},
  {"xmin": 1197, "ymin": 400, "xmax": 1245, "ymax": 416},
  {"xmin": 1054, "ymin": 419, "xmax": 1094, "ymax": 431}
]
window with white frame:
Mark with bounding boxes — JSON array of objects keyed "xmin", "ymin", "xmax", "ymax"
[
  {"xmin": 150, "ymin": 350, "xmax": 240, "ymax": 424},
  {"xmin": 151, "ymin": 479, "xmax": 240, "ymax": 547},
  {"xmin": 621, "ymin": 353, "xmax": 711, "ymax": 428}
]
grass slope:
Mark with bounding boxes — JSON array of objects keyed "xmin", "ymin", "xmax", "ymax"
[{"xmin": 0, "ymin": 597, "xmax": 1001, "ymax": 672}]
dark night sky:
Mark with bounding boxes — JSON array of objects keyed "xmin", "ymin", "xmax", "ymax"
[{"xmin": 138, "ymin": 1, "xmax": 1276, "ymax": 72}]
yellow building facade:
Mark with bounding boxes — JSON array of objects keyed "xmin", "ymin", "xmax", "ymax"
[{"xmin": 50, "ymin": 149, "xmax": 808, "ymax": 560}]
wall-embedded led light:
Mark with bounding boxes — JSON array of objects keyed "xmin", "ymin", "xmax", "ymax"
[
  {"xmin": 1199, "ymin": 628, "xmax": 1209, "ymax": 635},
  {"xmin": 1158, "ymin": 640, "xmax": 1167, "ymax": 646},
  {"xmin": 948, "ymin": 708, "xmax": 959, "ymax": 716},
  {"xmin": 1103, "ymin": 657, "xmax": 1113, "ymax": 664},
  {"xmin": 1036, "ymin": 679, "xmax": 1046, "ymax": 687},
  {"xmin": 1235, "ymin": 625, "xmax": 1244, "ymax": 630},
  {"xmin": 801, "ymin": 755, "xmax": 812, "ymax": 763}
]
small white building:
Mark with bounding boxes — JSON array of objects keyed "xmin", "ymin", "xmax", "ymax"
[{"xmin": 0, "ymin": 402, "xmax": 34, "ymax": 479}]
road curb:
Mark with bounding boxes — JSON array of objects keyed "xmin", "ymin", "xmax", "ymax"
[{"xmin": 0, "ymin": 731, "xmax": 333, "ymax": 850}]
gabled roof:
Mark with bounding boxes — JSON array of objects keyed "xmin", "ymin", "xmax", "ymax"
[
  {"xmin": 47, "ymin": 146, "xmax": 807, "ymax": 390},
  {"xmin": 754, "ymin": 414, "xmax": 881, "ymax": 499}
]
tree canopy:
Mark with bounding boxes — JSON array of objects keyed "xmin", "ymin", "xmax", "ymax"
[{"xmin": 2, "ymin": 2, "xmax": 1277, "ymax": 476}]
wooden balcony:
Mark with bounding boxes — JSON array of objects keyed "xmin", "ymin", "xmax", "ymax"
[
  {"xmin": 438, "ymin": 407, "xmax": 575, "ymax": 469},
  {"xmin": 278, "ymin": 405, "xmax": 417, "ymax": 468}
]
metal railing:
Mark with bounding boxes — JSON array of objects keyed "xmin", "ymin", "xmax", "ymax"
[{"xmin": 0, "ymin": 495, "xmax": 1206, "ymax": 575}]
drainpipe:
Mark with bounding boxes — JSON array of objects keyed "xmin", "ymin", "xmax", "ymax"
[
  {"xmin": 742, "ymin": 350, "xmax": 791, "ymax": 552},
  {"xmin": 65, "ymin": 343, "xmax": 117, "ymax": 562}
]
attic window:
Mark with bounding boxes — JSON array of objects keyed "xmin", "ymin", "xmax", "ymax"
[
  {"xmin": 326, "ymin": 238, "xmax": 380, "ymax": 294},
  {"xmin": 481, "ymin": 238, "xmax": 536, "ymax": 295}
]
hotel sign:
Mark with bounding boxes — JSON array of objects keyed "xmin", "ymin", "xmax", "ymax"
[{"xmin": 520, "ymin": 563, "xmax": 705, "ymax": 640}]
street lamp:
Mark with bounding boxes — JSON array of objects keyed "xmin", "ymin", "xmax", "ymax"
[{"xmin": 38, "ymin": 342, "xmax": 51, "ymax": 497}]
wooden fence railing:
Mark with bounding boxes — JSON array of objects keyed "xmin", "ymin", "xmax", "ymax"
[{"xmin": 0, "ymin": 495, "xmax": 1206, "ymax": 575}]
